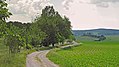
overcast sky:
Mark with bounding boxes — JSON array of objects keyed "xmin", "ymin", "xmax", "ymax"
[{"xmin": 6, "ymin": 0, "xmax": 119, "ymax": 30}]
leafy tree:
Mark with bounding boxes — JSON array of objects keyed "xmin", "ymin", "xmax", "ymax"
[
  {"xmin": 0, "ymin": 0, "xmax": 12, "ymax": 21},
  {"xmin": 1, "ymin": 4, "xmax": 74, "ymax": 53},
  {"xmin": 34, "ymin": 6, "xmax": 74, "ymax": 47},
  {"xmin": 28, "ymin": 22, "xmax": 46, "ymax": 47},
  {"xmin": 4, "ymin": 23, "xmax": 24, "ymax": 53},
  {"xmin": 0, "ymin": 0, "xmax": 12, "ymax": 37},
  {"xmin": 5, "ymin": 20, "xmax": 46, "ymax": 52},
  {"xmin": 6, "ymin": 21, "xmax": 32, "ymax": 50}
]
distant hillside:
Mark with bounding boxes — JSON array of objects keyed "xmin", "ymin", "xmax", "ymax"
[{"xmin": 72, "ymin": 29, "xmax": 119, "ymax": 36}]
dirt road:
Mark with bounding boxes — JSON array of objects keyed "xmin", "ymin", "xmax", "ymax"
[
  {"xmin": 26, "ymin": 42, "xmax": 79, "ymax": 67},
  {"xmin": 26, "ymin": 50, "xmax": 59, "ymax": 67}
]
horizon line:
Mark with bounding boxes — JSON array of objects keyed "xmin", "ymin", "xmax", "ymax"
[{"xmin": 72, "ymin": 28, "xmax": 119, "ymax": 30}]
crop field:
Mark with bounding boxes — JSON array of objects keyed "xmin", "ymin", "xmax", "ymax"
[{"xmin": 47, "ymin": 35, "xmax": 119, "ymax": 67}]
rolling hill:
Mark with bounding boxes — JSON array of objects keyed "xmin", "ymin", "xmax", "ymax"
[{"xmin": 72, "ymin": 28, "xmax": 119, "ymax": 36}]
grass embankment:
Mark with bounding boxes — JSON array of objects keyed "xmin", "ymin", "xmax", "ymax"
[
  {"xmin": 47, "ymin": 35, "xmax": 119, "ymax": 67},
  {"xmin": 0, "ymin": 38, "xmax": 35, "ymax": 67}
]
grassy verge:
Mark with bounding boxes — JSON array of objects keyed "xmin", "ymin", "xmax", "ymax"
[
  {"xmin": 47, "ymin": 35, "xmax": 119, "ymax": 67},
  {"xmin": 0, "ymin": 38, "xmax": 35, "ymax": 67}
]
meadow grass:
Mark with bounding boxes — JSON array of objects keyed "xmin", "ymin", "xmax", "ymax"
[
  {"xmin": 0, "ymin": 38, "xmax": 35, "ymax": 67},
  {"xmin": 47, "ymin": 35, "xmax": 119, "ymax": 67}
]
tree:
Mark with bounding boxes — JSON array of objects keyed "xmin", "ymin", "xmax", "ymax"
[
  {"xmin": 4, "ymin": 23, "xmax": 24, "ymax": 53},
  {"xmin": 34, "ymin": 6, "xmax": 74, "ymax": 47},
  {"xmin": 0, "ymin": 0, "xmax": 12, "ymax": 37},
  {"xmin": 5, "ymin": 19, "xmax": 46, "ymax": 52},
  {"xmin": 0, "ymin": 0, "xmax": 12, "ymax": 21},
  {"xmin": 28, "ymin": 22, "xmax": 46, "ymax": 47}
]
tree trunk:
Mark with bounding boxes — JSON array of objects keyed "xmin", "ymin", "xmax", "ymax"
[{"xmin": 52, "ymin": 43, "xmax": 54, "ymax": 47}]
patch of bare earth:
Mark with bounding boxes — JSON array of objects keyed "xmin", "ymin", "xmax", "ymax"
[{"xmin": 26, "ymin": 50, "xmax": 59, "ymax": 67}]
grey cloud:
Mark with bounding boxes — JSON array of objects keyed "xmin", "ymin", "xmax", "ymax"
[
  {"xmin": 8, "ymin": 4, "xmax": 26, "ymax": 14},
  {"xmin": 73, "ymin": 0, "xmax": 119, "ymax": 8},
  {"xmin": 62, "ymin": 0, "xmax": 73, "ymax": 10},
  {"xmin": 90, "ymin": 0, "xmax": 119, "ymax": 8},
  {"xmin": 62, "ymin": 0, "xmax": 112, "ymax": 10},
  {"xmin": 33, "ymin": 2, "xmax": 42, "ymax": 10},
  {"xmin": 91, "ymin": 0, "xmax": 119, "ymax": 4},
  {"xmin": 6, "ymin": 0, "xmax": 20, "ymax": 4},
  {"xmin": 7, "ymin": 0, "xmax": 51, "ymax": 22},
  {"xmin": 96, "ymin": 2, "xmax": 109, "ymax": 8}
]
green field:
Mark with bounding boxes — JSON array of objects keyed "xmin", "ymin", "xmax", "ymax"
[
  {"xmin": 47, "ymin": 35, "xmax": 119, "ymax": 67},
  {"xmin": 0, "ymin": 38, "xmax": 35, "ymax": 67}
]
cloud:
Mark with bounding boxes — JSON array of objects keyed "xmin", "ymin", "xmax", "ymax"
[
  {"xmin": 90, "ymin": 0, "xmax": 119, "ymax": 4},
  {"xmin": 6, "ymin": 0, "xmax": 119, "ymax": 29},
  {"xmin": 6, "ymin": 0, "xmax": 52, "ymax": 22},
  {"xmin": 61, "ymin": 0, "xmax": 119, "ymax": 30},
  {"xmin": 7, "ymin": 0, "xmax": 20, "ymax": 4},
  {"xmin": 96, "ymin": 2, "xmax": 109, "ymax": 8},
  {"xmin": 90, "ymin": 0, "xmax": 119, "ymax": 8},
  {"xmin": 62, "ymin": 0, "xmax": 119, "ymax": 8},
  {"xmin": 62, "ymin": 0, "xmax": 73, "ymax": 10}
]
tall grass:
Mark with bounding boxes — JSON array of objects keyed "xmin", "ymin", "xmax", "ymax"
[{"xmin": 0, "ymin": 38, "xmax": 35, "ymax": 67}]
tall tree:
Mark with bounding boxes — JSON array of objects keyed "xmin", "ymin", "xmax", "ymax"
[{"xmin": 34, "ymin": 6, "xmax": 74, "ymax": 47}]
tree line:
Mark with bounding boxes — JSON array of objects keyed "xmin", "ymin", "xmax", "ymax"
[
  {"xmin": 0, "ymin": 0, "xmax": 74, "ymax": 53},
  {"xmin": 82, "ymin": 33, "xmax": 106, "ymax": 41}
]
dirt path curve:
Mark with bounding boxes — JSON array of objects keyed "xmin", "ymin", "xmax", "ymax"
[
  {"xmin": 26, "ymin": 50, "xmax": 59, "ymax": 67},
  {"xmin": 26, "ymin": 42, "xmax": 79, "ymax": 67}
]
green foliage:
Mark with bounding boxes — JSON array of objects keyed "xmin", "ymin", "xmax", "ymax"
[
  {"xmin": 0, "ymin": 20, "xmax": 8, "ymax": 38},
  {"xmin": 28, "ymin": 23, "xmax": 46, "ymax": 47},
  {"xmin": 0, "ymin": 0, "xmax": 12, "ymax": 21},
  {"xmin": 4, "ymin": 20, "xmax": 46, "ymax": 53},
  {"xmin": 0, "ymin": 5, "xmax": 74, "ymax": 54},
  {"xmin": 4, "ymin": 23, "xmax": 25, "ymax": 53},
  {"xmin": 34, "ymin": 6, "xmax": 74, "ymax": 47},
  {"xmin": 0, "ymin": 1, "xmax": 74, "ymax": 66},
  {"xmin": 82, "ymin": 33, "xmax": 106, "ymax": 41},
  {"xmin": 47, "ymin": 35, "xmax": 119, "ymax": 67},
  {"xmin": 0, "ymin": 38, "xmax": 36, "ymax": 67},
  {"xmin": 1, "ymin": 5, "xmax": 74, "ymax": 53}
]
